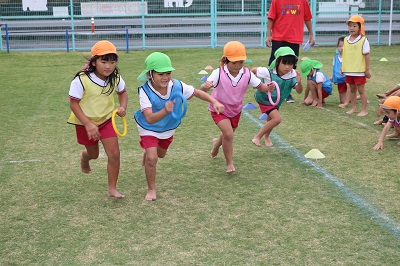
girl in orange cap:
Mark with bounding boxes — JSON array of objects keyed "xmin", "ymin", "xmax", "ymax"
[
  {"xmin": 341, "ymin": 15, "xmax": 371, "ymax": 117},
  {"xmin": 67, "ymin": 40, "xmax": 128, "ymax": 198},
  {"xmin": 373, "ymin": 96, "xmax": 400, "ymax": 150},
  {"xmin": 201, "ymin": 41, "xmax": 274, "ymax": 173}
]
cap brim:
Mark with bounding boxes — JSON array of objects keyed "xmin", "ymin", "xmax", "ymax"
[
  {"xmin": 379, "ymin": 104, "xmax": 396, "ymax": 110},
  {"xmin": 94, "ymin": 50, "xmax": 118, "ymax": 56},
  {"xmin": 227, "ymin": 56, "xmax": 247, "ymax": 62}
]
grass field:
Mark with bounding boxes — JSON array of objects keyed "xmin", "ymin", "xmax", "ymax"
[{"xmin": 1, "ymin": 45, "xmax": 400, "ymax": 265}]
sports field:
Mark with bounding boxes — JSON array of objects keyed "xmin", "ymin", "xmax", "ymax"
[{"xmin": 1, "ymin": 45, "xmax": 399, "ymax": 264}]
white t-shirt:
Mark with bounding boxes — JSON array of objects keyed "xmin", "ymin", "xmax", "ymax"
[
  {"xmin": 69, "ymin": 72, "xmax": 126, "ymax": 99},
  {"xmin": 255, "ymin": 67, "xmax": 297, "ymax": 82},
  {"xmin": 137, "ymin": 79, "xmax": 195, "ymax": 138},
  {"xmin": 208, "ymin": 65, "xmax": 262, "ymax": 88}
]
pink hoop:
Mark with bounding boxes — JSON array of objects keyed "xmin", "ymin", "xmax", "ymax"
[{"xmin": 267, "ymin": 81, "xmax": 280, "ymax": 106}]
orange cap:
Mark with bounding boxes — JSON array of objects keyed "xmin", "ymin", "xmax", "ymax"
[
  {"xmin": 346, "ymin": 15, "xmax": 365, "ymax": 36},
  {"xmin": 223, "ymin": 41, "xmax": 247, "ymax": 63},
  {"xmin": 91, "ymin": 40, "xmax": 118, "ymax": 56},
  {"xmin": 380, "ymin": 96, "xmax": 400, "ymax": 111}
]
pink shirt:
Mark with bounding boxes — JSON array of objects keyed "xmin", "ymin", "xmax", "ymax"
[{"xmin": 208, "ymin": 66, "xmax": 255, "ymax": 117}]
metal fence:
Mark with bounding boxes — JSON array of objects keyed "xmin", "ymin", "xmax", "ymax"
[{"xmin": 0, "ymin": 0, "xmax": 399, "ymax": 52}]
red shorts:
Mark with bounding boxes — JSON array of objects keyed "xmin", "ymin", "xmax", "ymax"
[
  {"xmin": 75, "ymin": 119, "xmax": 116, "ymax": 146},
  {"xmin": 321, "ymin": 89, "xmax": 329, "ymax": 99},
  {"xmin": 337, "ymin": 83, "xmax": 347, "ymax": 93},
  {"xmin": 139, "ymin": 135, "xmax": 173, "ymax": 150},
  {"xmin": 211, "ymin": 112, "xmax": 241, "ymax": 129},
  {"xmin": 345, "ymin": 75, "xmax": 367, "ymax": 85},
  {"xmin": 258, "ymin": 103, "xmax": 278, "ymax": 115}
]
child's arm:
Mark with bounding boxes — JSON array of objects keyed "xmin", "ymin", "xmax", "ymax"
[
  {"xmin": 295, "ymin": 70, "xmax": 303, "ymax": 94},
  {"xmin": 316, "ymin": 83, "xmax": 323, "ymax": 108},
  {"xmin": 373, "ymin": 121, "xmax": 393, "ymax": 150},
  {"xmin": 199, "ymin": 81, "xmax": 214, "ymax": 92},
  {"xmin": 142, "ymin": 101, "xmax": 174, "ymax": 124},
  {"xmin": 256, "ymin": 83, "xmax": 275, "ymax": 93},
  {"xmin": 70, "ymin": 99, "xmax": 100, "ymax": 140},
  {"xmin": 365, "ymin": 53, "xmax": 371, "ymax": 79},
  {"xmin": 117, "ymin": 90, "xmax": 128, "ymax": 117},
  {"xmin": 194, "ymin": 89, "xmax": 224, "ymax": 114}
]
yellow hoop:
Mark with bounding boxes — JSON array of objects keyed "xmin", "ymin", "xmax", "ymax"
[{"xmin": 111, "ymin": 109, "xmax": 127, "ymax": 137}]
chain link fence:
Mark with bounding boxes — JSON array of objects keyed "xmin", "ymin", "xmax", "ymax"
[{"xmin": 0, "ymin": 0, "xmax": 399, "ymax": 52}]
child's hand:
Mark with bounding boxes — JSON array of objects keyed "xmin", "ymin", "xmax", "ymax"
[
  {"xmin": 373, "ymin": 142, "xmax": 383, "ymax": 150},
  {"xmin": 267, "ymin": 83, "xmax": 275, "ymax": 92},
  {"xmin": 212, "ymin": 101, "xmax": 225, "ymax": 114},
  {"xmin": 200, "ymin": 81, "xmax": 214, "ymax": 92},
  {"xmin": 85, "ymin": 122, "xmax": 100, "ymax": 141},
  {"xmin": 117, "ymin": 107, "xmax": 126, "ymax": 117},
  {"xmin": 295, "ymin": 70, "xmax": 302, "ymax": 83},
  {"xmin": 365, "ymin": 69, "xmax": 371, "ymax": 79},
  {"xmin": 164, "ymin": 101, "xmax": 174, "ymax": 113}
]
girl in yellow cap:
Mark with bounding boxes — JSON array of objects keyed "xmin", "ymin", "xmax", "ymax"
[
  {"xmin": 67, "ymin": 40, "xmax": 128, "ymax": 199},
  {"xmin": 201, "ymin": 41, "xmax": 274, "ymax": 173},
  {"xmin": 341, "ymin": 15, "xmax": 371, "ymax": 117},
  {"xmin": 134, "ymin": 52, "xmax": 224, "ymax": 201},
  {"xmin": 373, "ymin": 96, "xmax": 400, "ymax": 150}
]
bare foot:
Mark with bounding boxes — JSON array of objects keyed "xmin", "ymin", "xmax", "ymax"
[
  {"xmin": 346, "ymin": 109, "xmax": 356, "ymax": 115},
  {"xmin": 373, "ymin": 119, "xmax": 383, "ymax": 125},
  {"xmin": 108, "ymin": 189, "xmax": 125, "ymax": 199},
  {"xmin": 357, "ymin": 111, "xmax": 368, "ymax": 117},
  {"xmin": 252, "ymin": 137, "xmax": 261, "ymax": 147},
  {"xmin": 80, "ymin": 155, "xmax": 91, "ymax": 173},
  {"xmin": 339, "ymin": 103, "xmax": 348, "ymax": 108},
  {"xmin": 387, "ymin": 133, "xmax": 400, "ymax": 138},
  {"xmin": 145, "ymin": 189, "xmax": 157, "ymax": 201},
  {"xmin": 264, "ymin": 136, "xmax": 273, "ymax": 147},
  {"xmin": 211, "ymin": 138, "xmax": 219, "ymax": 158},
  {"xmin": 376, "ymin": 93, "xmax": 386, "ymax": 99},
  {"xmin": 226, "ymin": 164, "xmax": 235, "ymax": 174}
]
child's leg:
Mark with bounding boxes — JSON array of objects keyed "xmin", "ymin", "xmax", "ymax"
[
  {"xmin": 346, "ymin": 84, "xmax": 357, "ymax": 114},
  {"xmin": 81, "ymin": 144, "xmax": 99, "ymax": 173},
  {"xmin": 142, "ymin": 146, "xmax": 167, "ymax": 200},
  {"xmin": 101, "ymin": 137, "xmax": 124, "ymax": 198},
  {"xmin": 307, "ymin": 81, "xmax": 320, "ymax": 106},
  {"xmin": 211, "ymin": 134, "xmax": 222, "ymax": 158},
  {"xmin": 302, "ymin": 82, "xmax": 314, "ymax": 106},
  {"xmin": 339, "ymin": 84, "xmax": 351, "ymax": 108},
  {"xmin": 252, "ymin": 109, "xmax": 281, "ymax": 147},
  {"xmin": 356, "ymin": 84, "xmax": 368, "ymax": 116},
  {"xmin": 216, "ymin": 119, "xmax": 236, "ymax": 173}
]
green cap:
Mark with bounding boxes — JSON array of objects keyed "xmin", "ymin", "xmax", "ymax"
[
  {"xmin": 300, "ymin": 58, "xmax": 323, "ymax": 77},
  {"xmin": 269, "ymin": 47, "xmax": 297, "ymax": 70},
  {"xmin": 137, "ymin": 52, "xmax": 175, "ymax": 80}
]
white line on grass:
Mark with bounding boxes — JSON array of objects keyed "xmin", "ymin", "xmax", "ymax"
[
  {"xmin": 321, "ymin": 107, "xmax": 382, "ymax": 134},
  {"xmin": 243, "ymin": 110, "xmax": 400, "ymax": 239}
]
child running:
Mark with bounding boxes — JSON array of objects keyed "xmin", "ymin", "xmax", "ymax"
[
  {"xmin": 341, "ymin": 15, "xmax": 371, "ymax": 116},
  {"xmin": 251, "ymin": 47, "xmax": 303, "ymax": 147},
  {"xmin": 373, "ymin": 96, "xmax": 400, "ymax": 150},
  {"xmin": 300, "ymin": 57, "xmax": 332, "ymax": 108},
  {"xmin": 201, "ymin": 41, "xmax": 274, "ymax": 173},
  {"xmin": 134, "ymin": 52, "xmax": 224, "ymax": 201},
  {"xmin": 67, "ymin": 40, "xmax": 127, "ymax": 198}
]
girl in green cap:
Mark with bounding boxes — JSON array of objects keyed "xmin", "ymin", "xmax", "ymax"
[
  {"xmin": 134, "ymin": 52, "xmax": 224, "ymax": 201},
  {"xmin": 251, "ymin": 46, "xmax": 303, "ymax": 147}
]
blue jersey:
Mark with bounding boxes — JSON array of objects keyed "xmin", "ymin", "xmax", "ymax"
[
  {"xmin": 332, "ymin": 54, "xmax": 346, "ymax": 84},
  {"xmin": 134, "ymin": 80, "xmax": 183, "ymax": 133},
  {"xmin": 309, "ymin": 70, "xmax": 332, "ymax": 95}
]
